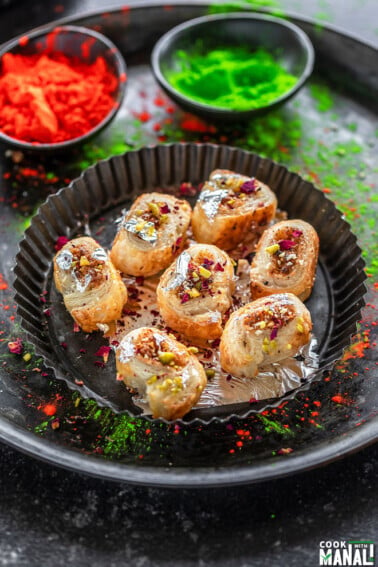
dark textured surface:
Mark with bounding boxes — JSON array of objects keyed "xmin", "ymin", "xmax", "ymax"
[{"xmin": 0, "ymin": 1, "xmax": 377, "ymax": 565}]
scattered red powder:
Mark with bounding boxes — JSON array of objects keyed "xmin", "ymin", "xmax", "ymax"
[
  {"xmin": 40, "ymin": 403, "xmax": 56, "ymax": 416},
  {"xmin": 331, "ymin": 394, "xmax": 348, "ymax": 405},
  {"xmin": 0, "ymin": 273, "xmax": 8, "ymax": 290}
]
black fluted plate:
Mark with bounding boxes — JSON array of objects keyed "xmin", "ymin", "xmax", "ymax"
[{"xmin": 13, "ymin": 143, "xmax": 366, "ymax": 424}]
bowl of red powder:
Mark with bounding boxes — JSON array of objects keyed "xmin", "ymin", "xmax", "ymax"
[
  {"xmin": 0, "ymin": 25, "xmax": 127, "ymax": 150},
  {"xmin": 151, "ymin": 13, "xmax": 314, "ymax": 123}
]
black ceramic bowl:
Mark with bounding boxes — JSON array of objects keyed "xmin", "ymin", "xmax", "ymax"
[
  {"xmin": 0, "ymin": 25, "xmax": 127, "ymax": 152},
  {"xmin": 151, "ymin": 12, "xmax": 314, "ymax": 123}
]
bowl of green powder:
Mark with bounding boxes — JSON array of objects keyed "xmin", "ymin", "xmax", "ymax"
[{"xmin": 151, "ymin": 12, "xmax": 314, "ymax": 122}]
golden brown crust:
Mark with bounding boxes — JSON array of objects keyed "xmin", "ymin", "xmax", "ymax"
[
  {"xmin": 220, "ymin": 293, "xmax": 312, "ymax": 378},
  {"xmin": 250, "ymin": 219, "xmax": 319, "ymax": 301},
  {"xmin": 191, "ymin": 169, "xmax": 277, "ymax": 251},
  {"xmin": 116, "ymin": 327, "xmax": 207, "ymax": 419},
  {"xmin": 53, "ymin": 236, "xmax": 127, "ymax": 333},
  {"xmin": 156, "ymin": 244, "xmax": 235, "ymax": 341},
  {"xmin": 110, "ymin": 193, "xmax": 192, "ymax": 277}
]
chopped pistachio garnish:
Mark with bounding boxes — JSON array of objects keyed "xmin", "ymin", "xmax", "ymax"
[
  {"xmin": 265, "ymin": 244, "xmax": 280, "ymax": 255},
  {"xmin": 135, "ymin": 220, "xmax": 147, "ymax": 231},
  {"xmin": 189, "ymin": 288, "xmax": 201, "ymax": 298},
  {"xmin": 199, "ymin": 266, "xmax": 212, "ymax": 279},
  {"xmin": 158, "ymin": 351, "xmax": 175, "ymax": 365},
  {"xmin": 80, "ymin": 256, "xmax": 90, "ymax": 266},
  {"xmin": 187, "ymin": 346, "xmax": 199, "ymax": 354},
  {"xmin": 148, "ymin": 202, "xmax": 160, "ymax": 217}
]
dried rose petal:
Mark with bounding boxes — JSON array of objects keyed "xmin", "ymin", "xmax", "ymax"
[
  {"xmin": 292, "ymin": 230, "xmax": 303, "ymax": 238},
  {"xmin": 95, "ymin": 346, "xmax": 112, "ymax": 358},
  {"xmin": 54, "ymin": 236, "xmax": 69, "ymax": 251},
  {"xmin": 180, "ymin": 293, "xmax": 190, "ymax": 304},
  {"xmin": 240, "ymin": 178, "xmax": 258, "ymax": 194},
  {"xmin": 160, "ymin": 204, "xmax": 171, "ymax": 214},
  {"xmin": 8, "ymin": 338, "xmax": 23, "ymax": 354},
  {"xmin": 279, "ymin": 239, "xmax": 296, "ymax": 250},
  {"xmin": 270, "ymin": 327, "xmax": 278, "ymax": 340},
  {"xmin": 135, "ymin": 276, "xmax": 145, "ymax": 286},
  {"xmin": 202, "ymin": 258, "xmax": 214, "ymax": 267},
  {"xmin": 214, "ymin": 262, "xmax": 225, "ymax": 272}
]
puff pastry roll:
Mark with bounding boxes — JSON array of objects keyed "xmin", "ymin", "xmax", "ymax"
[
  {"xmin": 110, "ymin": 192, "xmax": 192, "ymax": 277},
  {"xmin": 220, "ymin": 293, "xmax": 312, "ymax": 378},
  {"xmin": 116, "ymin": 327, "xmax": 207, "ymax": 420},
  {"xmin": 53, "ymin": 236, "xmax": 127, "ymax": 333},
  {"xmin": 191, "ymin": 169, "xmax": 277, "ymax": 250},
  {"xmin": 250, "ymin": 219, "xmax": 319, "ymax": 301},
  {"xmin": 156, "ymin": 244, "xmax": 235, "ymax": 340}
]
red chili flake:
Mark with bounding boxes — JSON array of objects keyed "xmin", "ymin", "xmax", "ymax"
[
  {"xmin": 240, "ymin": 178, "xmax": 258, "ymax": 194},
  {"xmin": 279, "ymin": 239, "xmax": 296, "ymax": 250},
  {"xmin": 73, "ymin": 322, "xmax": 80, "ymax": 333},
  {"xmin": 94, "ymin": 360, "xmax": 105, "ymax": 368},
  {"xmin": 181, "ymin": 293, "xmax": 190, "ymax": 304},
  {"xmin": 54, "ymin": 236, "xmax": 69, "ymax": 251},
  {"xmin": 60, "ymin": 342, "xmax": 67, "ymax": 349},
  {"xmin": 43, "ymin": 308, "xmax": 51, "ymax": 317},
  {"xmin": 249, "ymin": 397, "xmax": 258, "ymax": 403},
  {"xmin": 160, "ymin": 204, "xmax": 171, "ymax": 214},
  {"xmin": 8, "ymin": 338, "xmax": 23, "ymax": 354}
]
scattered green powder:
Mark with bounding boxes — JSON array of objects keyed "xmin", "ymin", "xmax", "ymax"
[{"xmin": 166, "ymin": 45, "xmax": 297, "ymax": 111}]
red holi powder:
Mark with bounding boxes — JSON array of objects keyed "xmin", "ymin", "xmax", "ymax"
[
  {"xmin": 180, "ymin": 116, "xmax": 216, "ymax": 133},
  {"xmin": 133, "ymin": 110, "xmax": 151, "ymax": 122},
  {"xmin": 331, "ymin": 394, "xmax": 348, "ymax": 405},
  {"xmin": 153, "ymin": 96, "xmax": 166, "ymax": 107},
  {"xmin": 40, "ymin": 403, "xmax": 56, "ymax": 416},
  {"xmin": 0, "ymin": 273, "xmax": 8, "ymax": 290},
  {"xmin": 342, "ymin": 338, "xmax": 370, "ymax": 361},
  {"xmin": 81, "ymin": 38, "xmax": 96, "ymax": 59},
  {"xmin": 18, "ymin": 36, "xmax": 29, "ymax": 47}
]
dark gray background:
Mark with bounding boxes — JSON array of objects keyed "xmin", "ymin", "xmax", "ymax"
[{"xmin": 0, "ymin": 1, "xmax": 377, "ymax": 566}]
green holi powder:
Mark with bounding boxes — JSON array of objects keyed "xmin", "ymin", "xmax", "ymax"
[
  {"xmin": 309, "ymin": 83, "xmax": 334, "ymax": 111},
  {"xmin": 258, "ymin": 415, "xmax": 293, "ymax": 435},
  {"xmin": 166, "ymin": 45, "xmax": 297, "ymax": 111}
]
